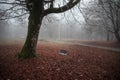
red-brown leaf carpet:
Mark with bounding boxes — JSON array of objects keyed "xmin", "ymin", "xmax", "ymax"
[{"xmin": 0, "ymin": 41, "xmax": 120, "ymax": 80}]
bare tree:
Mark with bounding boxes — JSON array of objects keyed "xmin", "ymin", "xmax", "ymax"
[
  {"xmin": 78, "ymin": 0, "xmax": 120, "ymax": 41},
  {"xmin": 98, "ymin": 0, "xmax": 120, "ymax": 41},
  {"xmin": 0, "ymin": 0, "xmax": 81, "ymax": 59}
]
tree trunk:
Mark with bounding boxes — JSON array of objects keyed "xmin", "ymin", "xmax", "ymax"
[
  {"xmin": 106, "ymin": 31, "xmax": 109, "ymax": 41},
  {"xmin": 18, "ymin": 1, "xmax": 44, "ymax": 59},
  {"xmin": 115, "ymin": 30, "xmax": 120, "ymax": 42}
]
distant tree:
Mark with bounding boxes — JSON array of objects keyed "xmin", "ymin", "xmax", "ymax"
[
  {"xmin": 78, "ymin": 0, "xmax": 120, "ymax": 41},
  {"xmin": 0, "ymin": 8, "xmax": 9, "ymax": 40},
  {"xmin": 78, "ymin": 0, "xmax": 108, "ymax": 41},
  {"xmin": 98, "ymin": 0, "xmax": 120, "ymax": 41},
  {"xmin": 0, "ymin": 0, "xmax": 81, "ymax": 59}
]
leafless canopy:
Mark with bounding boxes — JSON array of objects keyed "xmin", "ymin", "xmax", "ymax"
[{"xmin": 0, "ymin": 0, "xmax": 81, "ymax": 20}]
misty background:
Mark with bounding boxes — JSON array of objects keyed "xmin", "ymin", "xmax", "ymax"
[{"xmin": 0, "ymin": 0, "xmax": 119, "ymax": 42}]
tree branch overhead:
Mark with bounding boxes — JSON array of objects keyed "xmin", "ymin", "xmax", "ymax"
[{"xmin": 44, "ymin": 0, "xmax": 80, "ymax": 16}]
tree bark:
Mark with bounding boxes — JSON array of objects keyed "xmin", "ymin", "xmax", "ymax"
[{"xmin": 18, "ymin": 1, "xmax": 44, "ymax": 59}]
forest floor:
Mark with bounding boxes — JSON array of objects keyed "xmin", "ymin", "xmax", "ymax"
[{"xmin": 0, "ymin": 40, "xmax": 120, "ymax": 80}]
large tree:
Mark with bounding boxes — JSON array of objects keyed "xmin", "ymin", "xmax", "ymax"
[{"xmin": 0, "ymin": 0, "xmax": 80, "ymax": 58}]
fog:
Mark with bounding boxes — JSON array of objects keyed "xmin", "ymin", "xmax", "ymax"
[{"xmin": 0, "ymin": 0, "xmax": 118, "ymax": 42}]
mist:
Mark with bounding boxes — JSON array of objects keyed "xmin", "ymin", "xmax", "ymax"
[{"xmin": 0, "ymin": 0, "xmax": 119, "ymax": 42}]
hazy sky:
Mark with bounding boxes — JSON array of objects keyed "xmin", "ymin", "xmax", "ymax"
[{"xmin": 0, "ymin": 0, "xmax": 101, "ymax": 41}]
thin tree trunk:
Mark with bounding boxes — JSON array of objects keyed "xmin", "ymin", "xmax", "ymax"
[
  {"xmin": 106, "ymin": 31, "xmax": 109, "ymax": 41},
  {"xmin": 18, "ymin": 1, "xmax": 44, "ymax": 59},
  {"xmin": 115, "ymin": 31, "xmax": 120, "ymax": 42}
]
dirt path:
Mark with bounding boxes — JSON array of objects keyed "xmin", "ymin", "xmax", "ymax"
[
  {"xmin": 1, "ymin": 40, "xmax": 120, "ymax": 52},
  {"xmin": 47, "ymin": 40, "xmax": 120, "ymax": 52}
]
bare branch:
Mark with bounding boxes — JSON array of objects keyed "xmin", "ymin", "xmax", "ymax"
[
  {"xmin": 44, "ymin": 0, "xmax": 80, "ymax": 16},
  {"xmin": 0, "ymin": 12, "xmax": 28, "ymax": 20},
  {"xmin": 0, "ymin": 1, "xmax": 25, "ymax": 6}
]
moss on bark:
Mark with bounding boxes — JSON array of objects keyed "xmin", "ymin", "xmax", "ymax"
[{"xmin": 18, "ymin": 1, "xmax": 44, "ymax": 59}]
